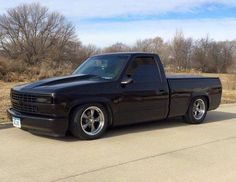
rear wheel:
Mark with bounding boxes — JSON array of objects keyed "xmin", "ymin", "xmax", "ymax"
[
  {"xmin": 70, "ymin": 104, "xmax": 108, "ymax": 140},
  {"xmin": 184, "ymin": 97, "xmax": 207, "ymax": 124}
]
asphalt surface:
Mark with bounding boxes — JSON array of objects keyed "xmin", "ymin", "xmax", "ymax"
[{"xmin": 0, "ymin": 104, "xmax": 236, "ymax": 182}]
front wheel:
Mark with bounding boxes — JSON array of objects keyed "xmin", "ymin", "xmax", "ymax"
[
  {"xmin": 184, "ymin": 97, "xmax": 207, "ymax": 124},
  {"xmin": 70, "ymin": 104, "xmax": 108, "ymax": 140}
]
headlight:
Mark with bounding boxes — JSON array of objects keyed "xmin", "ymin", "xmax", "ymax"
[{"xmin": 36, "ymin": 97, "xmax": 52, "ymax": 104}]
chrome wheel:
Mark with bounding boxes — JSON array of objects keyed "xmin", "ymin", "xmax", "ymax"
[
  {"xmin": 80, "ymin": 106, "xmax": 105, "ymax": 136},
  {"xmin": 192, "ymin": 99, "xmax": 206, "ymax": 120}
]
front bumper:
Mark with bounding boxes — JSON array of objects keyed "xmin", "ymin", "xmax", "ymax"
[{"xmin": 7, "ymin": 108, "xmax": 68, "ymax": 137}]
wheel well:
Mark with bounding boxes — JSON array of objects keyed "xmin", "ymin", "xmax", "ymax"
[
  {"xmin": 68, "ymin": 102, "xmax": 113, "ymax": 128},
  {"xmin": 203, "ymin": 96, "xmax": 210, "ymax": 110}
]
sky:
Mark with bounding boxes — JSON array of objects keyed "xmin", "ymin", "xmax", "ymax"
[{"xmin": 0, "ymin": 0, "xmax": 236, "ymax": 47}]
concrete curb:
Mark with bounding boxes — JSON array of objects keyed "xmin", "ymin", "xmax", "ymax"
[
  {"xmin": 219, "ymin": 103, "xmax": 236, "ymax": 107},
  {"xmin": 0, "ymin": 122, "xmax": 13, "ymax": 129}
]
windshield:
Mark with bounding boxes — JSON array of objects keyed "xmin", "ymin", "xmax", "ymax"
[{"xmin": 73, "ymin": 55, "xmax": 130, "ymax": 80}]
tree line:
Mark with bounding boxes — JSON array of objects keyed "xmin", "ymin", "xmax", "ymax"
[
  {"xmin": 0, "ymin": 3, "xmax": 235, "ymax": 81},
  {"xmin": 74, "ymin": 33, "xmax": 236, "ymax": 73}
]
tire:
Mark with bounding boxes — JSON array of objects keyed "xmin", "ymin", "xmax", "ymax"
[
  {"xmin": 184, "ymin": 97, "xmax": 207, "ymax": 124},
  {"xmin": 70, "ymin": 104, "xmax": 108, "ymax": 140}
]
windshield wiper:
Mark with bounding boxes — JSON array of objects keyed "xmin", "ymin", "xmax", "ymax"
[
  {"xmin": 84, "ymin": 74, "xmax": 109, "ymax": 80},
  {"xmin": 101, "ymin": 76, "xmax": 113, "ymax": 80}
]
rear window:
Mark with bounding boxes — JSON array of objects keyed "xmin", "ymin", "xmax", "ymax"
[{"xmin": 126, "ymin": 57, "xmax": 161, "ymax": 83}]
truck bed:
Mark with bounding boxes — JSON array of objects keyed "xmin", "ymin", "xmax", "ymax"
[
  {"xmin": 166, "ymin": 74, "xmax": 217, "ymax": 79},
  {"xmin": 166, "ymin": 75, "xmax": 222, "ymax": 118}
]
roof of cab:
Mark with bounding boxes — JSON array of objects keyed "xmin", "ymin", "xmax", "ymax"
[{"xmin": 92, "ymin": 52, "xmax": 158, "ymax": 57}]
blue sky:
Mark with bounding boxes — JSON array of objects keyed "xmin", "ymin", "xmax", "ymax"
[{"xmin": 0, "ymin": 0, "xmax": 236, "ymax": 46}]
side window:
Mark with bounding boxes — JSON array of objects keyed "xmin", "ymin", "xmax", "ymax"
[{"xmin": 126, "ymin": 57, "xmax": 161, "ymax": 83}]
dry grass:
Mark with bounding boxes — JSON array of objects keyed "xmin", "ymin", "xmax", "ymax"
[
  {"xmin": 0, "ymin": 56, "xmax": 73, "ymax": 82},
  {"xmin": 0, "ymin": 73, "xmax": 235, "ymax": 123},
  {"xmin": 201, "ymin": 73, "xmax": 236, "ymax": 104},
  {"xmin": 206, "ymin": 73, "xmax": 236, "ymax": 104},
  {"xmin": 0, "ymin": 82, "xmax": 25, "ymax": 123}
]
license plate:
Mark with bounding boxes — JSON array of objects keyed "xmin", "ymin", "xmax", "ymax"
[{"xmin": 12, "ymin": 117, "xmax": 21, "ymax": 128}]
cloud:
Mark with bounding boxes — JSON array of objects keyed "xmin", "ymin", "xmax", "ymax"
[
  {"xmin": 0, "ymin": 0, "xmax": 236, "ymax": 19},
  {"xmin": 0, "ymin": 0, "xmax": 235, "ymax": 46},
  {"xmin": 78, "ymin": 18, "xmax": 236, "ymax": 46}
]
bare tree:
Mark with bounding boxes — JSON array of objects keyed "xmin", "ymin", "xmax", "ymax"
[
  {"xmin": 73, "ymin": 44, "xmax": 101, "ymax": 66},
  {"xmin": 171, "ymin": 31, "xmax": 192, "ymax": 70},
  {"xmin": 192, "ymin": 37, "xmax": 210, "ymax": 72},
  {"xmin": 103, "ymin": 42, "xmax": 131, "ymax": 53},
  {"xmin": 0, "ymin": 3, "xmax": 76, "ymax": 64},
  {"xmin": 133, "ymin": 39, "xmax": 152, "ymax": 52},
  {"xmin": 132, "ymin": 37, "xmax": 163, "ymax": 52},
  {"xmin": 0, "ymin": 3, "xmax": 235, "ymax": 77},
  {"xmin": 192, "ymin": 38, "xmax": 234, "ymax": 73},
  {"xmin": 217, "ymin": 41, "xmax": 234, "ymax": 73}
]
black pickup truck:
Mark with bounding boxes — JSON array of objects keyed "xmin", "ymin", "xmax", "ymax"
[{"xmin": 7, "ymin": 52, "xmax": 222, "ymax": 139}]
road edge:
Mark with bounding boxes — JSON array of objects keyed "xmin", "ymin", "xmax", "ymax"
[{"xmin": 0, "ymin": 122, "xmax": 12, "ymax": 129}]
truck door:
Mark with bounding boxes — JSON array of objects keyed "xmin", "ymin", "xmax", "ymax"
[{"xmin": 118, "ymin": 56, "xmax": 169, "ymax": 124}]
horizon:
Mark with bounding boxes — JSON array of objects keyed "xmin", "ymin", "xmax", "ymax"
[{"xmin": 0, "ymin": 0, "xmax": 236, "ymax": 47}]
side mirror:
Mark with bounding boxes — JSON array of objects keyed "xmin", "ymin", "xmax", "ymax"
[{"xmin": 121, "ymin": 77, "xmax": 133, "ymax": 85}]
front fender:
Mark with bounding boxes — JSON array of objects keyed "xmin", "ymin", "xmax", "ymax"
[
  {"xmin": 68, "ymin": 97, "xmax": 110, "ymax": 111},
  {"xmin": 67, "ymin": 96, "xmax": 115, "ymax": 125}
]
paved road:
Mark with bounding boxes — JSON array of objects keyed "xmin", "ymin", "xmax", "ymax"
[{"xmin": 0, "ymin": 104, "xmax": 236, "ymax": 182}]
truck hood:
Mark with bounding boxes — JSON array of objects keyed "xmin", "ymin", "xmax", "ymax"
[{"xmin": 13, "ymin": 74, "xmax": 109, "ymax": 93}]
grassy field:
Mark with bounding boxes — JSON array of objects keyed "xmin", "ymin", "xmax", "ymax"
[
  {"xmin": 0, "ymin": 73, "xmax": 235, "ymax": 123},
  {"xmin": 0, "ymin": 82, "xmax": 25, "ymax": 123},
  {"xmin": 202, "ymin": 73, "xmax": 236, "ymax": 104}
]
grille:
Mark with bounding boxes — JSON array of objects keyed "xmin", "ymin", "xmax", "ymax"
[
  {"xmin": 11, "ymin": 91, "xmax": 37, "ymax": 103},
  {"xmin": 11, "ymin": 91, "xmax": 38, "ymax": 113},
  {"xmin": 12, "ymin": 101, "xmax": 37, "ymax": 113}
]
